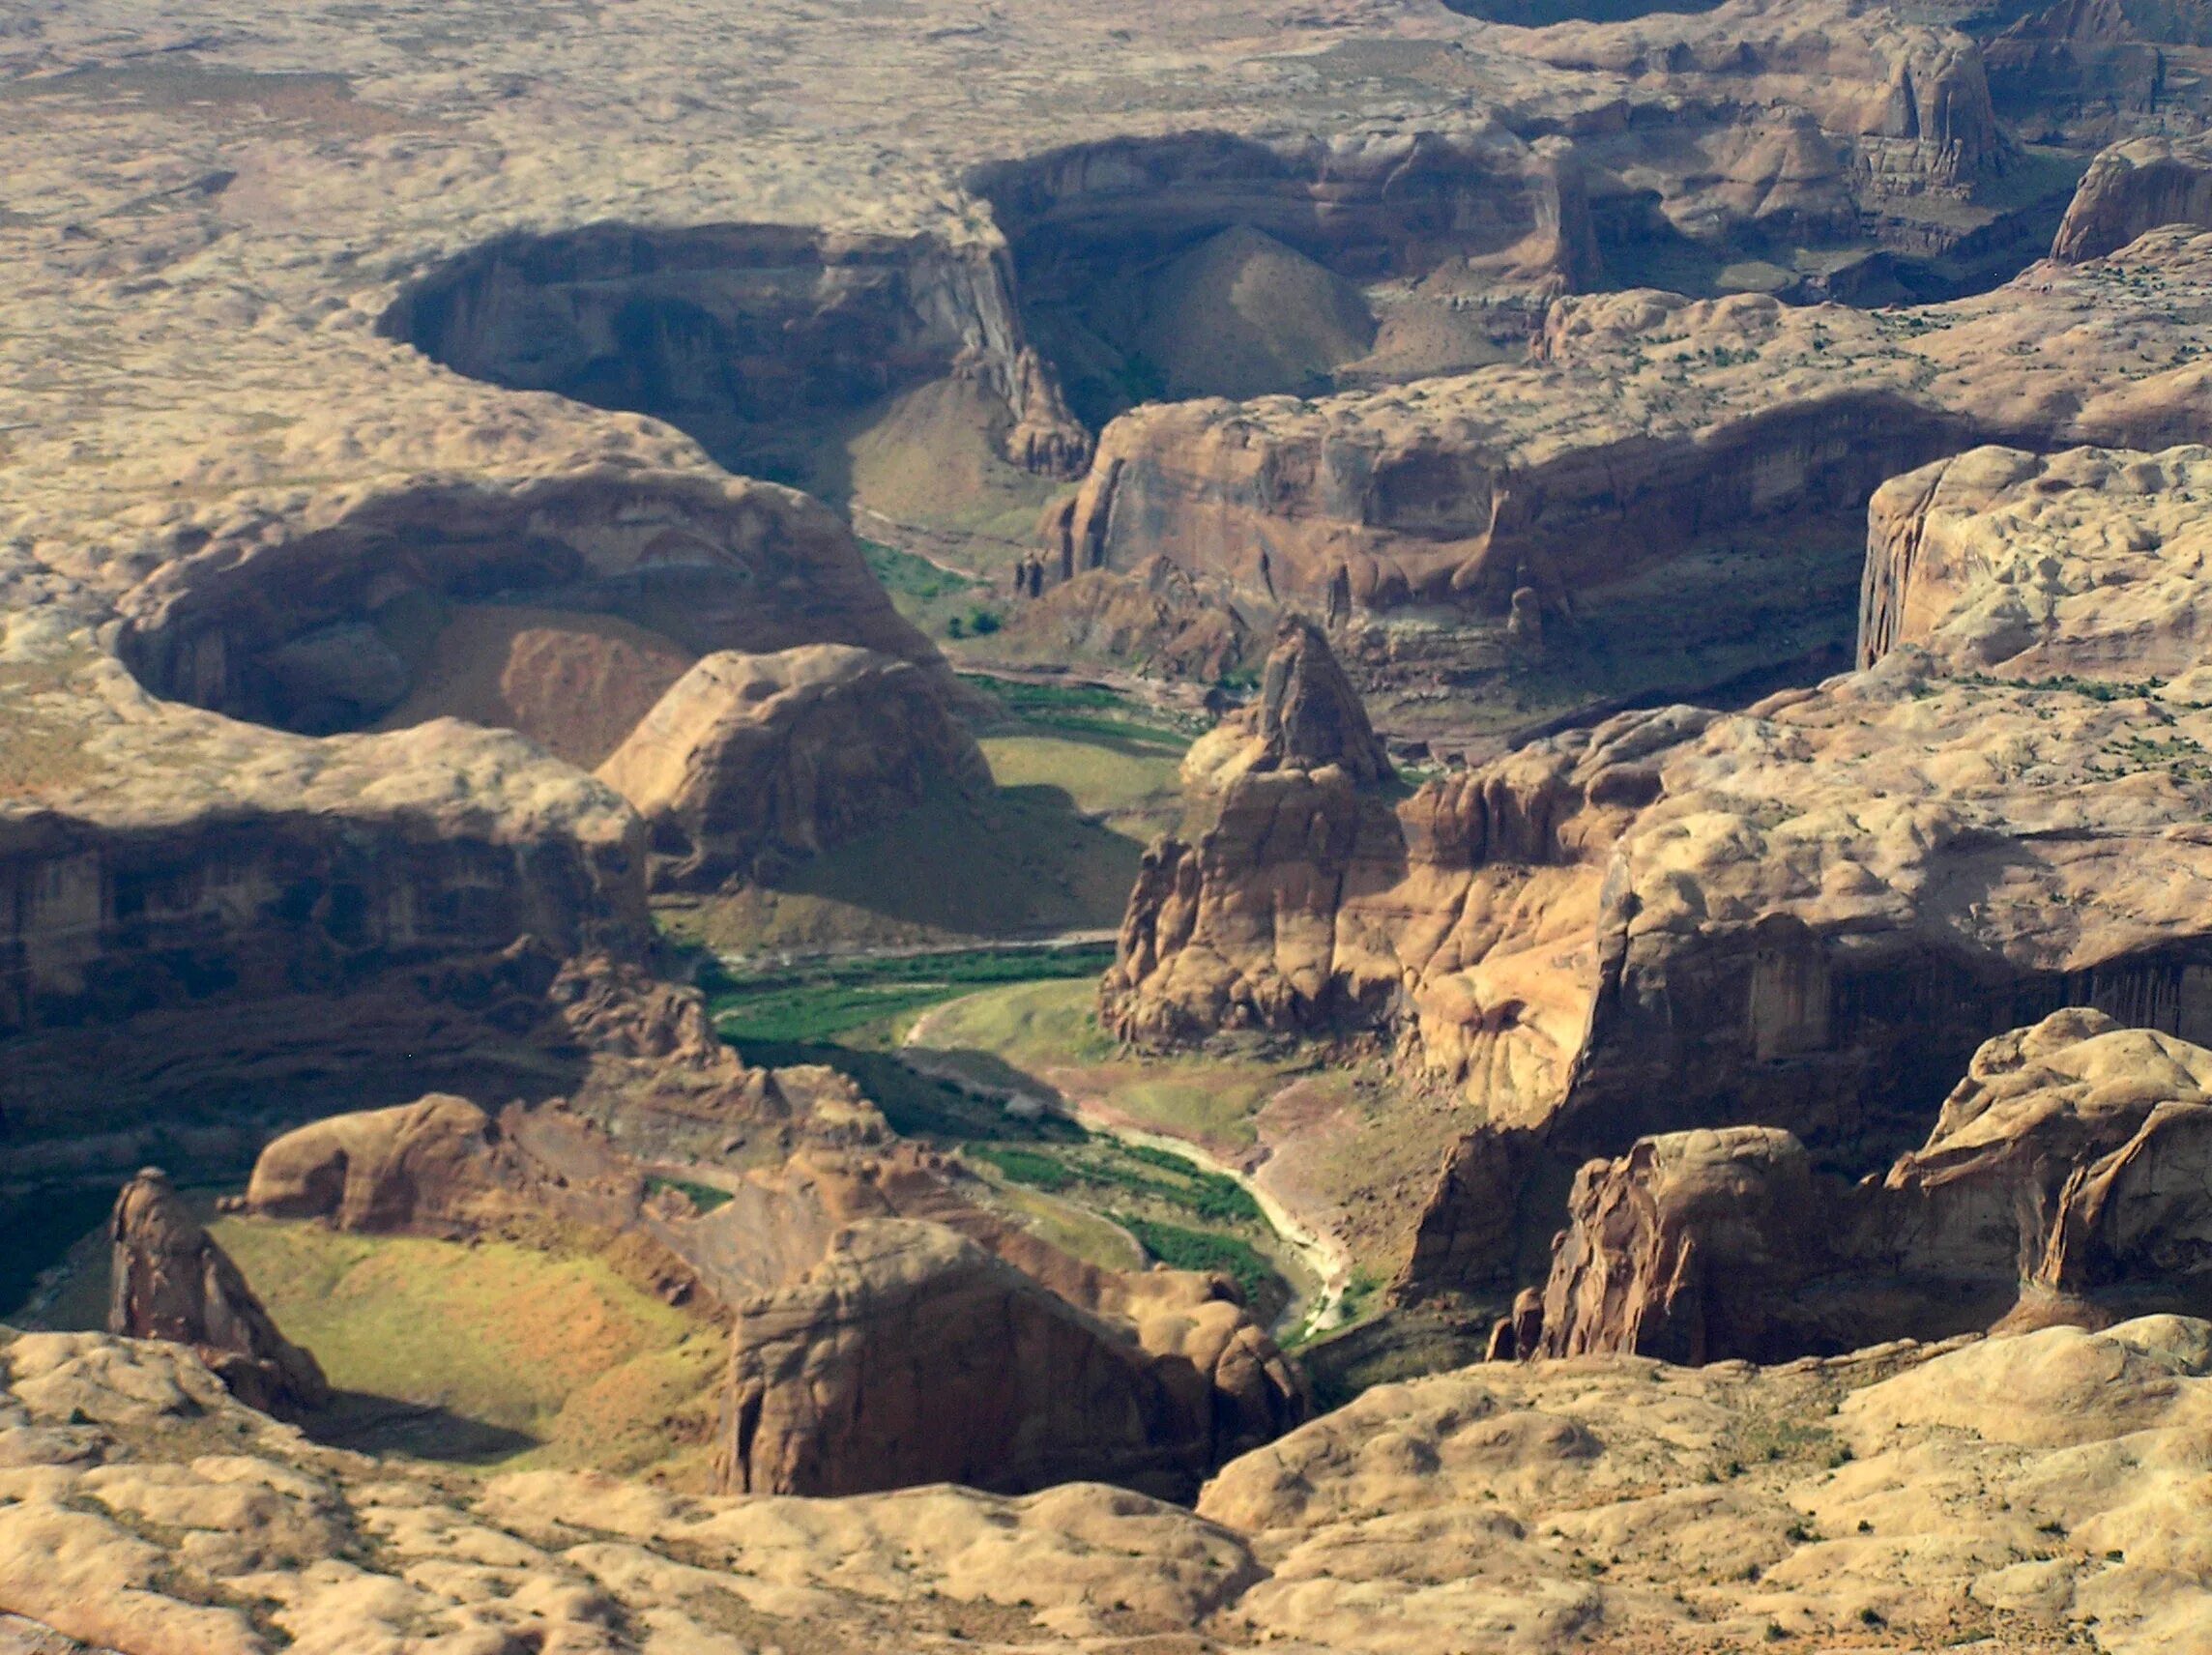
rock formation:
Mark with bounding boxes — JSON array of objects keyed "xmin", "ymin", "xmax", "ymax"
[
  {"xmin": 1047, "ymin": 229, "xmax": 2212, "ymax": 732},
  {"xmin": 1522, "ymin": 1008, "xmax": 2212, "ymax": 1362},
  {"xmin": 1861, "ymin": 441, "xmax": 2212, "ymax": 674},
  {"xmin": 596, "ymin": 645, "xmax": 991, "ymax": 887},
  {"xmin": 1110, "ymin": 441, "xmax": 2212, "ymax": 1303},
  {"xmin": 107, "ymin": 1168, "xmax": 328, "ymax": 1416},
  {"xmin": 715, "ymin": 1216, "xmax": 1295, "ymax": 1499},
  {"xmin": 13, "ymin": 1308, "xmax": 2212, "ymax": 1652},
  {"xmin": 1181, "ymin": 618, "xmax": 1396, "ymax": 793},
  {"xmin": 994, "ymin": 556, "xmax": 1252, "ymax": 682},
  {"xmin": 1534, "ymin": 1127, "xmax": 1821, "ymax": 1365},
  {"xmin": 2052, "ymin": 134, "xmax": 2212, "ymax": 262}
]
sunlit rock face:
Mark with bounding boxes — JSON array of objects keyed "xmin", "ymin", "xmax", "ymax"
[{"xmin": 1109, "ymin": 437, "xmax": 2212, "ymax": 1302}]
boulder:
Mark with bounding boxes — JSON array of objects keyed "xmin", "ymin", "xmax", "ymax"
[
  {"xmin": 107, "ymin": 1168, "xmax": 328, "ymax": 1416},
  {"xmin": 245, "ymin": 1095, "xmax": 519, "ymax": 1234},
  {"xmin": 597, "ymin": 645, "xmax": 991, "ymax": 888},
  {"xmin": 714, "ymin": 1217, "xmax": 1290, "ymax": 1499}
]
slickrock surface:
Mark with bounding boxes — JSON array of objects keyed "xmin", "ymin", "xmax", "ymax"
[
  {"xmin": 597, "ymin": 645, "xmax": 992, "ymax": 888},
  {"xmin": 106, "ymin": 1170, "xmax": 327, "ymax": 1418},
  {"xmin": 1108, "ymin": 448, "xmax": 2212, "ymax": 1299},
  {"xmin": 1862, "ymin": 442, "xmax": 2212, "ymax": 676},
  {"xmin": 2052, "ymin": 133, "xmax": 2212, "ymax": 261},
  {"xmin": 7, "ymin": 1315, "xmax": 2211, "ymax": 1652}
]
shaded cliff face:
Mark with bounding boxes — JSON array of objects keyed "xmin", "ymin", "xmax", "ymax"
[
  {"xmin": 381, "ymin": 221, "xmax": 1090, "ymax": 491},
  {"xmin": 1048, "ymin": 229, "xmax": 2212, "ymax": 737},
  {"xmin": 1522, "ymin": 1009, "xmax": 2212, "ymax": 1363},
  {"xmin": 1108, "ymin": 445, "xmax": 2212, "ymax": 1299},
  {"xmin": 116, "ymin": 470, "xmax": 947, "ymax": 738},
  {"xmin": 714, "ymin": 1216, "xmax": 1303, "ymax": 1500}
]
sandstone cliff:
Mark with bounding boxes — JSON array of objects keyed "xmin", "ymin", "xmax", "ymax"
[
  {"xmin": 2052, "ymin": 134, "xmax": 2212, "ymax": 262},
  {"xmin": 597, "ymin": 645, "xmax": 991, "ymax": 888},
  {"xmin": 1861, "ymin": 442, "xmax": 2212, "ymax": 675},
  {"xmin": 714, "ymin": 1216, "xmax": 1295, "ymax": 1499},
  {"xmin": 1110, "ymin": 445, "xmax": 2212, "ymax": 1302},
  {"xmin": 1524, "ymin": 1008, "xmax": 2212, "ymax": 1362},
  {"xmin": 107, "ymin": 1168, "xmax": 328, "ymax": 1417}
]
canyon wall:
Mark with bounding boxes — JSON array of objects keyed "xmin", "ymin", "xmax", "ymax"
[
  {"xmin": 381, "ymin": 222, "xmax": 1090, "ymax": 484},
  {"xmin": 1049, "ymin": 230, "xmax": 2212, "ymax": 624},
  {"xmin": 1108, "ymin": 446, "xmax": 2212, "ymax": 1299}
]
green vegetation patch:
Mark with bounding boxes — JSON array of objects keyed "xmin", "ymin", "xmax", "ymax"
[
  {"xmin": 968, "ymin": 1144, "xmax": 1076, "ymax": 1192},
  {"xmin": 644, "ymin": 1176, "xmax": 733, "ymax": 1214},
  {"xmin": 703, "ymin": 944, "xmax": 1115, "ymax": 1043},
  {"xmin": 1120, "ymin": 1216, "xmax": 1272, "ymax": 1304}
]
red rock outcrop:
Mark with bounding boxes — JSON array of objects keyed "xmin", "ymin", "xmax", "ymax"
[
  {"xmin": 997, "ymin": 556, "xmax": 1253, "ymax": 682},
  {"xmin": 1535, "ymin": 1127, "xmax": 1821, "ymax": 1364},
  {"xmin": 596, "ymin": 645, "xmax": 991, "ymax": 888},
  {"xmin": 2051, "ymin": 134, "xmax": 2212, "ymax": 262},
  {"xmin": 713, "ymin": 1216, "xmax": 1301, "ymax": 1499},
  {"xmin": 1526, "ymin": 1009, "xmax": 2212, "ymax": 1362},
  {"xmin": 108, "ymin": 1168, "xmax": 328, "ymax": 1416},
  {"xmin": 1111, "ymin": 441, "xmax": 2212, "ymax": 1305},
  {"xmin": 1180, "ymin": 618, "xmax": 1396, "ymax": 793}
]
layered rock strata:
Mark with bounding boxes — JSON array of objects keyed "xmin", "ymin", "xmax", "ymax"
[
  {"xmin": 107, "ymin": 1168, "xmax": 328, "ymax": 1416},
  {"xmin": 597, "ymin": 645, "xmax": 992, "ymax": 888},
  {"xmin": 1052, "ymin": 231, "xmax": 2212, "ymax": 625},
  {"xmin": 1108, "ymin": 449, "xmax": 2212, "ymax": 1299}
]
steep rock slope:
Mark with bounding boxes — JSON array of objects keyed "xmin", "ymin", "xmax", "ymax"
[
  {"xmin": 107, "ymin": 1168, "xmax": 327, "ymax": 1417},
  {"xmin": 1051, "ymin": 231, "xmax": 2212, "ymax": 623},
  {"xmin": 2051, "ymin": 133, "xmax": 2212, "ymax": 261},
  {"xmin": 1528, "ymin": 1008, "xmax": 2212, "ymax": 1361},
  {"xmin": 1107, "ymin": 447, "xmax": 2212, "ymax": 1298}
]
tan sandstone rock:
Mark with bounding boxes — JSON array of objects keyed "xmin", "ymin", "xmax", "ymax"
[
  {"xmin": 596, "ymin": 645, "xmax": 990, "ymax": 888},
  {"xmin": 107, "ymin": 1170, "xmax": 327, "ymax": 1417},
  {"xmin": 2052, "ymin": 133, "xmax": 2212, "ymax": 263}
]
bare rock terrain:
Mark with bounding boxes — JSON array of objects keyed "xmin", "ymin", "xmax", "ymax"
[
  {"xmin": 1108, "ymin": 445, "xmax": 2212, "ymax": 1305},
  {"xmin": 5, "ymin": 1313, "xmax": 2211, "ymax": 1652},
  {"xmin": 597, "ymin": 645, "xmax": 992, "ymax": 889}
]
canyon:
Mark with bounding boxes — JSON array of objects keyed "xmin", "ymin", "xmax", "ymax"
[{"xmin": 9, "ymin": 0, "xmax": 2212, "ymax": 1650}]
